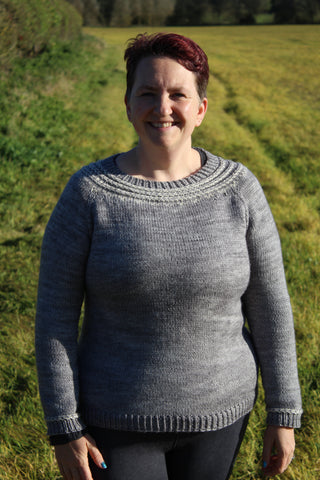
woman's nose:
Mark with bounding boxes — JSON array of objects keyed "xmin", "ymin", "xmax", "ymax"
[{"xmin": 154, "ymin": 94, "xmax": 172, "ymax": 115}]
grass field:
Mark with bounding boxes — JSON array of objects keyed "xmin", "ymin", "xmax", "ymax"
[{"xmin": 0, "ymin": 25, "xmax": 319, "ymax": 479}]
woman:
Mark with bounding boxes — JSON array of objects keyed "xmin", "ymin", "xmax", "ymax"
[{"xmin": 35, "ymin": 33, "xmax": 302, "ymax": 480}]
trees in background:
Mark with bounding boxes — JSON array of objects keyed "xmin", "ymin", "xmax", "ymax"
[
  {"xmin": 66, "ymin": 0, "xmax": 320, "ymax": 26},
  {"xmin": 168, "ymin": 0, "xmax": 208, "ymax": 25},
  {"xmin": 168, "ymin": 0, "xmax": 272, "ymax": 25},
  {"xmin": 66, "ymin": 0, "xmax": 101, "ymax": 25},
  {"xmin": 97, "ymin": 0, "xmax": 114, "ymax": 25},
  {"xmin": 109, "ymin": 0, "xmax": 175, "ymax": 27},
  {"xmin": 67, "ymin": 0, "xmax": 175, "ymax": 26},
  {"xmin": 272, "ymin": 0, "xmax": 320, "ymax": 23}
]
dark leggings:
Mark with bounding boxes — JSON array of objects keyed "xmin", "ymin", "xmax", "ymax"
[{"xmin": 88, "ymin": 414, "xmax": 249, "ymax": 480}]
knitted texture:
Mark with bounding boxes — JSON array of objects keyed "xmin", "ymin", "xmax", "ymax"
[{"xmin": 35, "ymin": 150, "xmax": 302, "ymax": 436}]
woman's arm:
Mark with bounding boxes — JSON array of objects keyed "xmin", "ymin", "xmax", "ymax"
[
  {"xmin": 239, "ymin": 168, "xmax": 302, "ymax": 475},
  {"xmin": 241, "ymin": 169, "xmax": 302, "ymax": 426},
  {"xmin": 35, "ymin": 172, "xmax": 92, "ymax": 437}
]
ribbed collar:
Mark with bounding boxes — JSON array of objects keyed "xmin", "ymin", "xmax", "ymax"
[{"xmin": 85, "ymin": 149, "xmax": 243, "ymax": 202}]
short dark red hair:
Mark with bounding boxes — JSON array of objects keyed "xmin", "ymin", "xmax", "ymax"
[{"xmin": 124, "ymin": 33, "xmax": 209, "ymax": 100}]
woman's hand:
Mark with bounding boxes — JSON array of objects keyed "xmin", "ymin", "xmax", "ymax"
[
  {"xmin": 54, "ymin": 433, "xmax": 107, "ymax": 480},
  {"xmin": 262, "ymin": 425, "xmax": 295, "ymax": 477}
]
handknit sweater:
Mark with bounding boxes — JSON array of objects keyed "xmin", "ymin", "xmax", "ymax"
[{"xmin": 35, "ymin": 149, "xmax": 302, "ymax": 437}]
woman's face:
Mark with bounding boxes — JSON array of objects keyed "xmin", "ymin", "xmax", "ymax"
[{"xmin": 125, "ymin": 56, "xmax": 208, "ymax": 153}]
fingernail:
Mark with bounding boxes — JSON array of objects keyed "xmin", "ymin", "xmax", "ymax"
[
  {"xmin": 101, "ymin": 462, "xmax": 107, "ymax": 469},
  {"xmin": 263, "ymin": 461, "xmax": 268, "ymax": 468}
]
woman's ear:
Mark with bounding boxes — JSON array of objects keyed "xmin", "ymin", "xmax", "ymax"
[
  {"xmin": 125, "ymin": 94, "xmax": 132, "ymax": 122},
  {"xmin": 196, "ymin": 97, "xmax": 208, "ymax": 127}
]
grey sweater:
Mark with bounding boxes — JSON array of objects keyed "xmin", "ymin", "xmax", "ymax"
[{"xmin": 35, "ymin": 149, "xmax": 302, "ymax": 437}]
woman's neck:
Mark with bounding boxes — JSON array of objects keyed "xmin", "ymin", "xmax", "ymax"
[{"xmin": 116, "ymin": 145, "xmax": 202, "ymax": 182}]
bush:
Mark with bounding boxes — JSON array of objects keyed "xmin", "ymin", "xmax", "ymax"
[{"xmin": 0, "ymin": 0, "xmax": 82, "ymax": 65}]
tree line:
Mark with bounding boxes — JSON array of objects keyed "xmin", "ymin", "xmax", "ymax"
[{"xmin": 66, "ymin": 0, "xmax": 320, "ymax": 26}]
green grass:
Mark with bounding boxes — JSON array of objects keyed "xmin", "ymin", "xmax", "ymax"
[
  {"xmin": 1, "ymin": 25, "xmax": 319, "ymax": 479},
  {"xmin": 0, "ymin": 0, "xmax": 81, "ymax": 67}
]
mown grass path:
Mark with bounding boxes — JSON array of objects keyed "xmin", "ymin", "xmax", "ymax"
[{"xmin": 0, "ymin": 26, "xmax": 319, "ymax": 479}]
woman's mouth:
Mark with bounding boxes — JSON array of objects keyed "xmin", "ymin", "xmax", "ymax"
[{"xmin": 150, "ymin": 122, "xmax": 175, "ymax": 128}]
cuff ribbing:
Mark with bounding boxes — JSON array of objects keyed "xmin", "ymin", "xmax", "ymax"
[
  {"xmin": 267, "ymin": 409, "xmax": 303, "ymax": 428},
  {"xmin": 46, "ymin": 414, "xmax": 87, "ymax": 436},
  {"xmin": 50, "ymin": 428, "xmax": 87, "ymax": 446}
]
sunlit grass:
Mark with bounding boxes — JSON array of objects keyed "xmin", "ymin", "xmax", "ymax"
[{"xmin": 1, "ymin": 25, "xmax": 319, "ymax": 479}]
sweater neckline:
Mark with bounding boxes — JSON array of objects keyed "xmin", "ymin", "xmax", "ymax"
[
  {"xmin": 111, "ymin": 148, "xmax": 210, "ymax": 188},
  {"xmin": 88, "ymin": 149, "xmax": 243, "ymax": 202},
  {"xmin": 104, "ymin": 149, "xmax": 227, "ymax": 188}
]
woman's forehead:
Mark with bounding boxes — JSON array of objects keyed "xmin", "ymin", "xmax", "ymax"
[{"xmin": 133, "ymin": 56, "xmax": 198, "ymax": 89}]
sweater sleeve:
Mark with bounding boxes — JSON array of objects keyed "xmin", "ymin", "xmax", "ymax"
[
  {"xmin": 241, "ymin": 168, "xmax": 302, "ymax": 428},
  {"xmin": 35, "ymin": 172, "xmax": 92, "ymax": 436}
]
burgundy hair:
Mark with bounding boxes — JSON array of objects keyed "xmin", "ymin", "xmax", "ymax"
[{"xmin": 124, "ymin": 33, "xmax": 209, "ymax": 100}]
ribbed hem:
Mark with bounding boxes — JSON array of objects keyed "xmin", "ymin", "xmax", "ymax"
[
  {"xmin": 82, "ymin": 399, "xmax": 254, "ymax": 433},
  {"xmin": 46, "ymin": 414, "xmax": 87, "ymax": 436},
  {"xmin": 267, "ymin": 409, "xmax": 303, "ymax": 428}
]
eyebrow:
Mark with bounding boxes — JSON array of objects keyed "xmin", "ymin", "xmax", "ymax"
[{"xmin": 135, "ymin": 84, "xmax": 189, "ymax": 93}]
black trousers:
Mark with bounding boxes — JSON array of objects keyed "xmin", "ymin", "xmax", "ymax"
[{"xmin": 88, "ymin": 414, "xmax": 249, "ymax": 480}]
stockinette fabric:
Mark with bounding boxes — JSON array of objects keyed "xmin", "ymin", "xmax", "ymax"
[{"xmin": 35, "ymin": 149, "xmax": 302, "ymax": 437}]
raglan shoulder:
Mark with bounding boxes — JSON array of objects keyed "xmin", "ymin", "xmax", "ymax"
[{"xmin": 225, "ymin": 161, "xmax": 276, "ymax": 232}]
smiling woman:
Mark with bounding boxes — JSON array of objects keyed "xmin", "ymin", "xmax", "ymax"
[
  {"xmin": 118, "ymin": 32, "xmax": 209, "ymax": 181},
  {"xmin": 120, "ymin": 56, "xmax": 208, "ymax": 181},
  {"xmin": 35, "ymin": 32, "xmax": 302, "ymax": 480}
]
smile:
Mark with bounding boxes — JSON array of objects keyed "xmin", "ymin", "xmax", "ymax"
[{"xmin": 150, "ymin": 122, "xmax": 175, "ymax": 128}]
